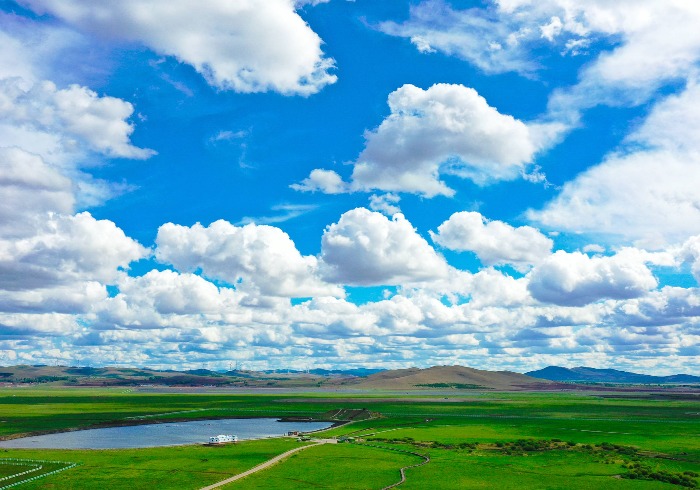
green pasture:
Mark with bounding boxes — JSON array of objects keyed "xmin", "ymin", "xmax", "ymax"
[
  {"xmin": 3, "ymin": 439, "xmax": 302, "ymax": 490},
  {"xmin": 401, "ymin": 448, "xmax": 686, "ymax": 489},
  {"xmin": 0, "ymin": 458, "xmax": 75, "ymax": 488},
  {"xmin": 230, "ymin": 443, "xmax": 418, "ymax": 489},
  {"xmin": 0, "ymin": 386, "xmax": 698, "ymax": 488}
]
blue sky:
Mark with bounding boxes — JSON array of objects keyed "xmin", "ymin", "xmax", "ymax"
[{"xmin": 1, "ymin": 0, "xmax": 700, "ymax": 374}]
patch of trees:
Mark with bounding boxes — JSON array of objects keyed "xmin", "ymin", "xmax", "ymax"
[
  {"xmin": 494, "ymin": 438, "xmax": 574, "ymax": 454},
  {"xmin": 370, "ymin": 436, "xmax": 479, "ymax": 451},
  {"xmin": 413, "ymin": 383, "xmax": 487, "ymax": 389},
  {"xmin": 622, "ymin": 462, "xmax": 698, "ymax": 488},
  {"xmin": 17, "ymin": 376, "xmax": 69, "ymax": 383}
]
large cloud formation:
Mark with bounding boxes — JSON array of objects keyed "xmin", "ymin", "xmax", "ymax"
[
  {"xmin": 381, "ymin": 0, "xmax": 700, "ymax": 97},
  {"xmin": 296, "ymin": 83, "xmax": 559, "ymax": 197},
  {"xmin": 530, "ymin": 82, "xmax": 700, "ymax": 246},
  {"xmin": 19, "ymin": 0, "xmax": 336, "ymax": 95},
  {"xmin": 2, "ymin": 1, "xmax": 700, "ymax": 376}
]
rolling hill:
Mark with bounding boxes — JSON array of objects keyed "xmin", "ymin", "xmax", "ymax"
[{"xmin": 351, "ymin": 365, "xmax": 551, "ymax": 390}]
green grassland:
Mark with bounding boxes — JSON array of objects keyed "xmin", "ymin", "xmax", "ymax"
[
  {"xmin": 229, "ymin": 443, "xmax": 418, "ymax": 489},
  {"xmin": 5, "ymin": 439, "xmax": 302, "ymax": 490},
  {"xmin": 0, "ymin": 386, "xmax": 698, "ymax": 488},
  {"xmin": 0, "ymin": 458, "xmax": 75, "ymax": 488}
]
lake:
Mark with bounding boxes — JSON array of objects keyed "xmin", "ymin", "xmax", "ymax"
[{"xmin": 0, "ymin": 418, "xmax": 333, "ymax": 449}]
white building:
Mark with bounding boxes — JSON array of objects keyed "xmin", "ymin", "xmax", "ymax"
[{"xmin": 209, "ymin": 434, "xmax": 237, "ymax": 444}]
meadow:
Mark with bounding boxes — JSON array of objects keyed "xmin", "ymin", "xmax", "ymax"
[{"xmin": 0, "ymin": 386, "xmax": 698, "ymax": 488}]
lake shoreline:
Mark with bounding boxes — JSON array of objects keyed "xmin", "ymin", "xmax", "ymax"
[
  {"xmin": 0, "ymin": 415, "xmax": 349, "ymax": 445},
  {"xmin": 0, "ymin": 416, "xmax": 339, "ymax": 447}
]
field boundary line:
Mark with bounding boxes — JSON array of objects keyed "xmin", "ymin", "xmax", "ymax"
[{"xmin": 198, "ymin": 442, "xmax": 323, "ymax": 489}]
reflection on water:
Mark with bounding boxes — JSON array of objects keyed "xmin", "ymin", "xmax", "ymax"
[{"xmin": 0, "ymin": 418, "xmax": 332, "ymax": 449}]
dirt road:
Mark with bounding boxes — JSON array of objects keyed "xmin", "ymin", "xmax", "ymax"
[{"xmin": 199, "ymin": 439, "xmax": 334, "ymax": 489}]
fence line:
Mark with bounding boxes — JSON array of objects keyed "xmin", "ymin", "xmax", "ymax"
[{"xmin": 0, "ymin": 459, "xmax": 78, "ymax": 489}]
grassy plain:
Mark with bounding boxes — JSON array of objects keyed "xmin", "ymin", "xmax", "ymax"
[
  {"xmin": 3, "ymin": 439, "xmax": 302, "ymax": 490},
  {"xmin": 0, "ymin": 386, "xmax": 698, "ymax": 488},
  {"xmin": 229, "ymin": 443, "xmax": 418, "ymax": 489}
]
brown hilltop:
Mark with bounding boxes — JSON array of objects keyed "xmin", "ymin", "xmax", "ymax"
[{"xmin": 350, "ymin": 365, "xmax": 550, "ymax": 391}]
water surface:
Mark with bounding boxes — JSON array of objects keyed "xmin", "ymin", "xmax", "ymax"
[{"xmin": 0, "ymin": 418, "xmax": 332, "ymax": 449}]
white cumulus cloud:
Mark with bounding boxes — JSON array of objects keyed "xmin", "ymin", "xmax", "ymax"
[
  {"xmin": 299, "ymin": 83, "xmax": 559, "ymax": 198},
  {"xmin": 351, "ymin": 83, "xmax": 555, "ymax": 196},
  {"xmin": 20, "ymin": 0, "xmax": 336, "ymax": 95},
  {"xmin": 530, "ymin": 82, "xmax": 700, "ymax": 246},
  {"xmin": 155, "ymin": 220, "xmax": 343, "ymax": 299},
  {"xmin": 0, "ymin": 212, "xmax": 148, "ymax": 312},
  {"xmin": 0, "ymin": 78, "xmax": 154, "ymax": 160},
  {"xmin": 290, "ymin": 169, "xmax": 347, "ymax": 194},
  {"xmin": 320, "ymin": 208, "xmax": 450, "ymax": 285},
  {"xmin": 0, "ymin": 147, "xmax": 74, "ymax": 237},
  {"xmin": 528, "ymin": 249, "xmax": 658, "ymax": 306},
  {"xmin": 431, "ymin": 211, "xmax": 552, "ymax": 270}
]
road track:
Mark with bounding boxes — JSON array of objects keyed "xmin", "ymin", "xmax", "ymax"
[{"xmin": 199, "ymin": 441, "xmax": 325, "ymax": 489}]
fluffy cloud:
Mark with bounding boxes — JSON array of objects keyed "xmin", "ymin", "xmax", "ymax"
[
  {"xmin": 0, "ymin": 147, "xmax": 74, "ymax": 237},
  {"xmin": 0, "ymin": 79, "xmax": 154, "ymax": 160},
  {"xmin": 530, "ymin": 82, "xmax": 700, "ymax": 246},
  {"xmin": 0, "ymin": 212, "xmax": 147, "ymax": 312},
  {"xmin": 115, "ymin": 270, "xmax": 232, "ymax": 316},
  {"xmin": 431, "ymin": 211, "xmax": 552, "ymax": 270},
  {"xmin": 605, "ymin": 286, "xmax": 700, "ymax": 328},
  {"xmin": 91, "ymin": 270, "xmax": 249, "ymax": 331},
  {"xmin": 299, "ymin": 83, "xmax": 558, "ymax": 197},
  {"xmin": 155, "ymin": 220, "xmax": 343, "ymax": 298},
  {"xmin": 320, "ymin": 208, "xmax": 450, "ymax": 285},
  {"xmin": 0, "ymin": 312, "xmax": 81, "ymax": 336},
  {"xmin": 20, "ymin": 0, "xmax": 336, "ymax": 95},
  {"xmin": 528, "ymin": 250, "xmax": 658, "ymax": 306},
  {"xmin": 290, "ymin": 169, "xmax": 347, "ymax": 194},
  {"xmin": 0, "ymin": 30, "xmax": 155, "ymax": 210},
  {"xmin": 467, "ymin": 268, "xmax": 532, "ymax": 307},
  {"xmin": 0, "ymin": 212, "xmax": 146, "ymax": 290},
  {"xmin": 352, "ymin": 83, "xmax": 556, "ymax": 195},
  {"xmin": 541, "ymin": 0, "xmax": 700, "ymax": 116},
  {"xmin": 680, "ymin": 236, "xmax": 700, "ymax": 284},
  {"xmin": 369, "ymin": 193, "xmax": 401, "ymax": 216},
  {"xmin": 380, "ymin": 0, "xmax": 700, "ymax": 145}
]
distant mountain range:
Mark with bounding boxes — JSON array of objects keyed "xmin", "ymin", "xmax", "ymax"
[
  {"xmin": 0, "ymin": 364, "xmax": 546, "ymax": 390},
  {"xmin": 0, "ymin": 365, "xmax": 391, "ymax": 388},
  {"xmin": 4, "ymin": 364, "xmax": 697, "ymax": 389},
  {"xmin": 526, "ymin": 366, "xmax": 700, "ymax": 384}
]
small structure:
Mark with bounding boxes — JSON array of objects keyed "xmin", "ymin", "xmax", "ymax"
[
  {"xmin": 287, "ymin": 430, "xmax": 300, "ymax": 436},
  {"xmin": 209, "ymin": 434, "xmax": 237, "ymax": 444}
]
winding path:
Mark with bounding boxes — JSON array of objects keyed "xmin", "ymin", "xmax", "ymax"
[
  {"xmin": 199, "ymin": 441, "xmax": 326, "ymax": 489},
  {"xmin": 359, "ymin": 443, "xmax": 430, "ymax": 490}
]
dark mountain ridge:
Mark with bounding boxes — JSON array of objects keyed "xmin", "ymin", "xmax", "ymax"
[{"xmin": 526, "ymin": 366, "xmax": 700, "ymax": 384}]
